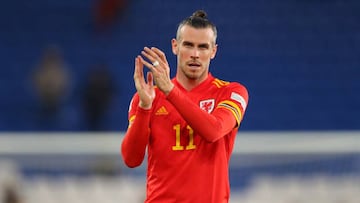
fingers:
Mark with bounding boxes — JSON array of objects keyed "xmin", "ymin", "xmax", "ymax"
[
  {"xmin": 150, "ymin": 47, "xmax": 169, "ymax": 66},
  {"xmin": 147, "ymin": 71, "xmax": 153, "ymax": 87},
  {"xmin": 133, "ymin": 56, "xmax": 144, "ymax": 89},
  {"xmin": 133, "ymin": 56, "xmax": 141, "ymax": 80},
  {"xmin": 141, "ymin": 47, "xmax": 169, "ymax": 68},
  {"xmin": 141, "ymin": 47, "xmax": 158, "ymax": 62},
  {"xmin": 134, "ymin": 56, "xmax": 155, "ymax": 109},
  {"xmin": 138, "ymin": 55, "xmax": 156, "ymax": 72},
  {"xmin": 134, "ymin": 55, "xmax": 156, "ymax": 89},
  {"xmin": 136, "ymin": 47, "xmax": 173, "ymax": 96}
]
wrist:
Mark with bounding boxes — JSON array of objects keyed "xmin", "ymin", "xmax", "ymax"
[
  {"xmin": 139, "ymin": 101, "xmax": 152, "ymax": 110},
  {"xmin": 163, "ymin": 83, "xmax": 174, "ymax": 96}
]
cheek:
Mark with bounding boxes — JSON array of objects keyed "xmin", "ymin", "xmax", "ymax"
[
  {"xmin": 201, "ymin": 53, "xmax": 213, "ymax": 61},
  {"xmin": 178, "ymin": 50, "xmax": 190, "ymax": 59}
]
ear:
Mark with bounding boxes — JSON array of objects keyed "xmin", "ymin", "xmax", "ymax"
[
  {"xmin": 171, "ymin": 38, "xmax": 178, "ymax": 55},
  {"xmin": 210, "ymin": 44, "xmax": 218, "ymax": 59}
]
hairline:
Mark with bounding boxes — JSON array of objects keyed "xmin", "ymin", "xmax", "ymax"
[{"xmin": 176, "ymin": 24, "xmax": 218, "ymax": 46}]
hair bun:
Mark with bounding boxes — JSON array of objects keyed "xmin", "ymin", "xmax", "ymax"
[{"xmin": 192, "ymin": 10, "xmax": 207, "ymax": 19}]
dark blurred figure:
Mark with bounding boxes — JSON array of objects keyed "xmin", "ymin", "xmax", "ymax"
[
  {"xmin": 2, "ymin": 185, "xmax": 22, "ymax": 203},
  {"xmin": 32, "ymin": 45, "xmax": 71, "ymax": 121},
  {"xmin": 93, "ymin": 0, "xmax": 128, "ymax": 32},
  {"xmin": 82, "ymin": 63, "xmax": 115, "ymax": 131}
]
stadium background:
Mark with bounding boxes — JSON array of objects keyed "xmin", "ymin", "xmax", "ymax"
[{"xmin": 0, "ymin": 0, "xmax": 359, "ymax": 202}]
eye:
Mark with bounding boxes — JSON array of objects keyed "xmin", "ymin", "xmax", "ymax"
[
  {"xmin": 198, "ymin": 44, "xmax": 209, "ymax": 50},
  {"xmin": 183, "ymin": 42, "xmax": 193, "ymax": 48}
]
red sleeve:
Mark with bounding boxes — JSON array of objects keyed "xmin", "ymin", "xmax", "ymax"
[
  {"xmin": 166, "ymin": 85, "xmax": 248, "ymax": 143},
  {"xmin": 121, "ymin": 96, "xmax": 151, "ymax": 168}
]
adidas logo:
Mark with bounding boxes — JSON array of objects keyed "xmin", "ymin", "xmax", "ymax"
[{"xmin": 155, "ymin": 106, "xmax": 168, "ymax": 115}]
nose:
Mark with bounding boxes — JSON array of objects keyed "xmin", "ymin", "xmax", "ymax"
[{"xmin": 190, "ymin": 48, "xmax": 200, "ymax": 58}]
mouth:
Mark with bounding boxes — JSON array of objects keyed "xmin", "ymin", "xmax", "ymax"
[{"xmin": 187, "ymin": 61, "xmax": 201, "ymax": 69}]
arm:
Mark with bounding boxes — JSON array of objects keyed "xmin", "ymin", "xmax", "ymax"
[
  {"xmin": 138, "ymin": 47, "xmax": 248, "ymax": 142},
  {"xmin": 167, "ymin": 85, "xmax": 248, "ymax": 142},
  {"xmin": 121, "ymin": 56, "xmax": 155, "ymax": 168},
  {"xmin": 121, "ymin": 104, "xmax": 151, "ymax": 168}
]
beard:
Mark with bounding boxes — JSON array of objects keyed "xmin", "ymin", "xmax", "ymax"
[{"xmin": 181, "ymin": 65, "xmax": 208, "ymax": 81}]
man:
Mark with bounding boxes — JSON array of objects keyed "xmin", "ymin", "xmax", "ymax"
[{"xmin": 121, "ymin": 10, "xmax": 249, "ymax": 203}]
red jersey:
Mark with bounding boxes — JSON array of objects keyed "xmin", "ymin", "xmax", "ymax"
[{"xmin": 121, "ymin": 73, "xmax": 248, "ymax": 203}]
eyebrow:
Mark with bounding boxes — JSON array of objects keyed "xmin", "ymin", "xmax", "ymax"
[{"xmin": 182, "ymin": 41, "xmax": 210, "ymax": 48}]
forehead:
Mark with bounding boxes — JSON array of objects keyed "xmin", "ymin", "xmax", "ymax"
[{"xmin": 179, "ymin": 25, "xmax": 215, "ymax": 45}]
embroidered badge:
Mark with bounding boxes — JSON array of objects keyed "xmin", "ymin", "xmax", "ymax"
[{"xmin": 199, "ymin": 99, "xmax": 215, "ymax": 113}]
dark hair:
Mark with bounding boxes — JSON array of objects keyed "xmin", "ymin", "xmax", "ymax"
[{"xmin": 176, "ymin": 10, "xmax": 217, "ymax": 44}]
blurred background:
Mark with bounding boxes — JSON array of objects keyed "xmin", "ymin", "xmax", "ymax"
[{"xmin": 0, "ymin": 0, "xmax": 359, "ymax": 202}]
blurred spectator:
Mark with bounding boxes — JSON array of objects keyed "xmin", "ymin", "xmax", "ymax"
[
  {"xmin": 93, "ymin": 0, "xmax": 128, "ymax": 32},
  {"xmin": 82, "ymin": 63, "xmax": 115, "ymax": 131},
  {"xmin": 0, "ymin": 160, "xmax": 23, "ymax": 203},
  {"xmin": 32, "ymin": 45, "xmax": 71, "ymax": 121},
  {"xmin": 2, "ymin": 185, "xmax": 22, "ymax": 203}
]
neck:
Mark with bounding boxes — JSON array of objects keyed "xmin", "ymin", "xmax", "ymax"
[{"xmin": 176, "ymin": 73, "xmax": 209, "ymax": 91}]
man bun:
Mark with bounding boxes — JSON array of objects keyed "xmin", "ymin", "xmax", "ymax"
[
  {"xmin": 192, "ymin": 10, "xmax": 207, "ymax": 19},
  {"xmin": 176, "ymin": 9, "xmax": 217, "ymax": 43}
]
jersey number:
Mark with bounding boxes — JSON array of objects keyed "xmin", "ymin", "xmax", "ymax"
[{"xmin": 172, "ymin": 124, "xmax": 196, "ymax": 151}]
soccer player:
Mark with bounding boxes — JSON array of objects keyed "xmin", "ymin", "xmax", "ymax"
[{"xmin": 121, "ymin": 10, "xmax": 249, "ymax": 203}]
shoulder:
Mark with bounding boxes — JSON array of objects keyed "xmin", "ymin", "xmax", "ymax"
[
  {"xmin": 212, "ymin": 77, "xmax": 248, "ymax": 95},
  {"xmin": 212, "ymin": 77, "xmax": 249, "ymax": 110}
]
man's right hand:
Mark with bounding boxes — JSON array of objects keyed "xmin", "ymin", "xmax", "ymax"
[{"xmin": 134, "ymin": 56, "xmax": 155, "ymax": 109}]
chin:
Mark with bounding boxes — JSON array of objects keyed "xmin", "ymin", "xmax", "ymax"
[{"xmin": 185, "ymin": 72, "xmax": 202, "ymax": 80}]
